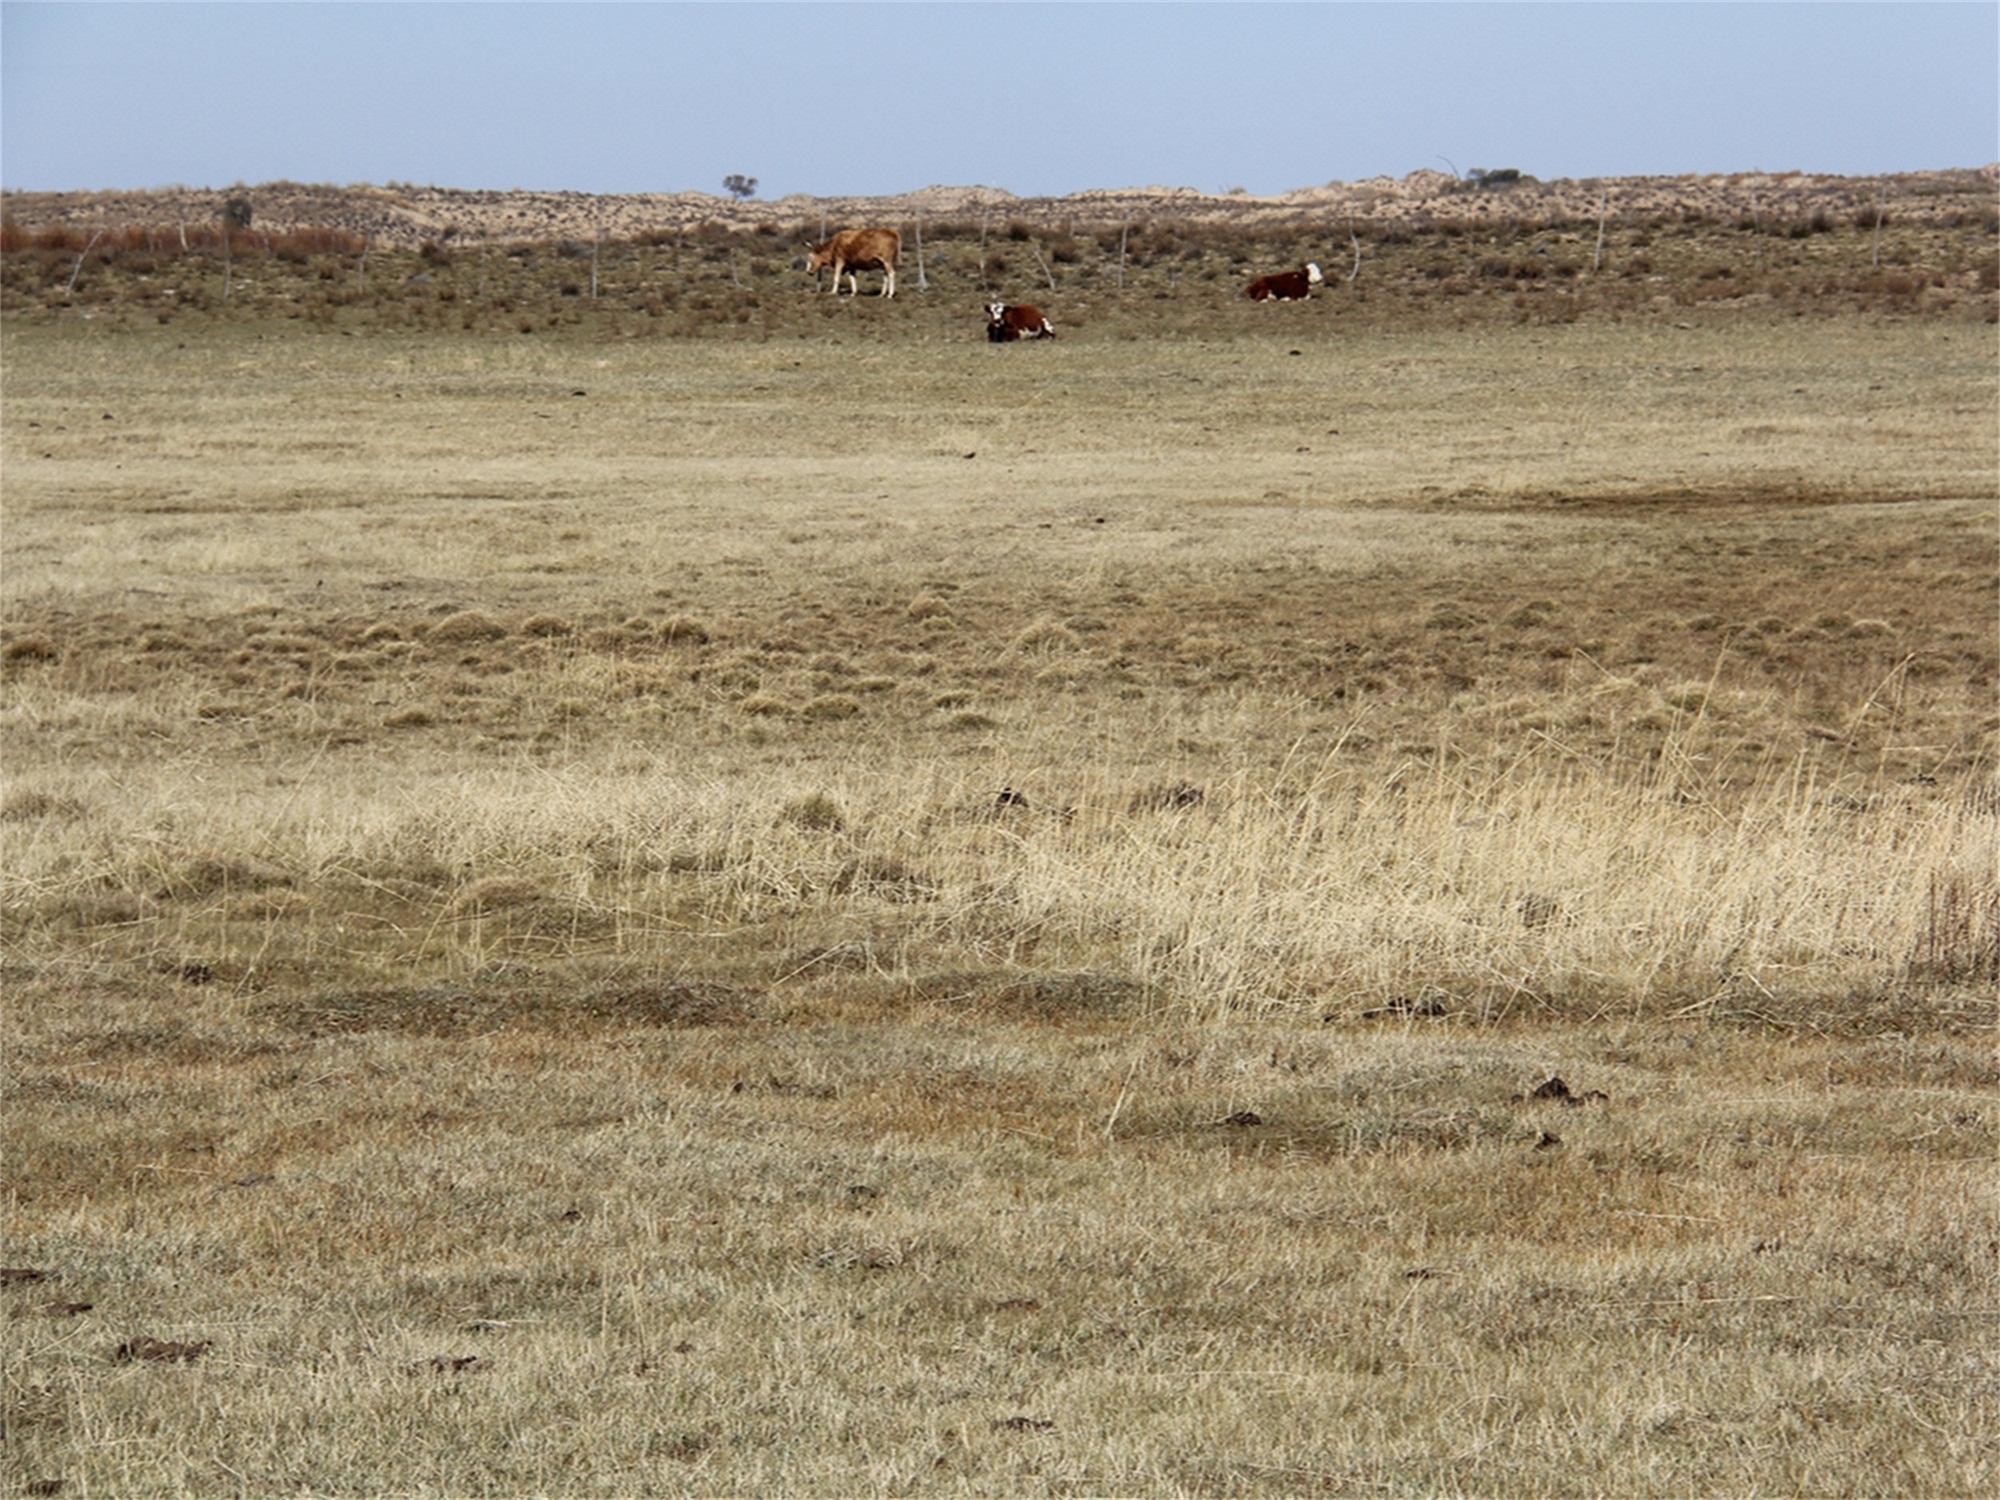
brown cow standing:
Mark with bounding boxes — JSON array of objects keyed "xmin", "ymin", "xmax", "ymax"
[
  {"xmin": 987, "ymin": 301, "xmax": 1056, "ymax": 341},
  {"xmin": 807, "ymin": 227, "xmax": 900, "ymax": 297},
  {"xmin": 1246, "ymin": 262, "xmax": 1324, "ymax": 301}
]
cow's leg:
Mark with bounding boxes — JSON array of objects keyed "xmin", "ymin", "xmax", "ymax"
[{"xmin": 881, "ymin": 265, "xmax": 895, "ymax": 298}]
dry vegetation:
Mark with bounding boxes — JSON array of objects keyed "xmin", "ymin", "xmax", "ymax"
[
  {"xmin": 2, "ymin": 180, "xmax": 1996, "ymax": 1495},
  {"xmin": 5, "ymin": 169, "xmax": 1999, "ymax": 338},
  {"xmin": 5, "ymin": 165, "xmax": 1996, "ymax": 252}
]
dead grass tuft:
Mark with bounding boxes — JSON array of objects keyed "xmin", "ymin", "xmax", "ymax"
[
  {"xmin": 260, "ymin": 976, "xmax": 758, "ymax": 1036},
  {"xmin": 155, "ymin": 851, "xmax": 292, "ymax": 898},
  {"xmin": 1, "ymin": 789, "xmax": 87, "ymax": 822},
  {"xmin": 781, "ymin": 792, "xmax": 845, "ymax": 831},
  {"xmin": 798, "ymin": 693, "xmax": 861, "ymax": 721},
  {"xmin": 830, "ymin": 856, "xmax": 937, "ymax": 901},
  {"xmin": 1907, "ymin": 869, "xmax": 2000, "ymax": 982},
  {"xmin": 1008, "ymin": 616, "xmax": 1082, "ymax": 654},
  {"xmin": 452, "ymin": 876, "xmax": 546, "ymax": 912},
  {"xmin": 658, "ymin": 614, "xmax": 710, "ymax": 644},
  {"xmin": 428, "ymin": 609, "xmax": 509, "ymax": 643},
  {"xmin": 1, "ymin": 634, "xmax": 59, "ymax": 664},
  {"xmin": 1128, "ymin": 781, "xmax": 1206, "ymax": 813},
  {"xmin": 914, "ymin": 969, "xmax": 1156, "ymax": 1021}
]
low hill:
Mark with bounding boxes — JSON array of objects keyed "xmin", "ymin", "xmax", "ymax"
[{"xmin": 4, "ymin": 167, "xmax": 1995, "ymax": 248}]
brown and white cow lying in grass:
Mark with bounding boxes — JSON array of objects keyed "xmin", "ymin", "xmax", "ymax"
[
  {"xmin": 806, "ymin": 227, "xmax": 900, "ymax": 297},
  {"xmin": 987, "ymin": 301, "xmax": 1056, "ymax": 341},
  {"xmin": 1246, "ymin": 262, "xmax": 1324, "ymax": 301}
]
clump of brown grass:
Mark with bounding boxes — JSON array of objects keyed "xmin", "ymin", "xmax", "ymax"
[
  {"xmin": 1007, "ymin": 616, "xmax": 1082, "ymax": 654},
  {"xmin": 798, "ymin": 694, "xmax": 861, "ymax": 722},
  {"xmin": 428, "ymin": 609, "xmax": 508, "ymax": 643},
  {"xmin": 1, "ymin": 634, "xmax": 59, "ymax": 664},
  {"xmin": 659, "ymin": 614, "xmax": 710, "ymax": 644},
  {"xmin": 780, "ymin": 792, "xmax": 845, "ymax": 831},
  {"xmin": 452, "ymin": 876, "xmax": 547, "ymax": 912},
  {"xmin": 0, "ymin": 788, "xmax": 87, "ymax": 822}
]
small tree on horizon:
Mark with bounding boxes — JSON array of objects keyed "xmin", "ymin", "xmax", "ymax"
[{"xmin": 722, "ymin": 174, "xmax": 758, "ymax": 201}]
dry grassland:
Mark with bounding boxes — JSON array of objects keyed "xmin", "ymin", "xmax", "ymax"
[{"xmin": 3, "ymin": 267, "xmax": 1996, "ymax": 1496}]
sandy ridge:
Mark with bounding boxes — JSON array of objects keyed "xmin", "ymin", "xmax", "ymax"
[{"xmin": 4, "ymin": 167, "xmax": 1994, "ymax": 249}]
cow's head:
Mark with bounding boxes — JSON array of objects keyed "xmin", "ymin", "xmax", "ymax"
[
  {"xmin": 987, "ymin": 302, "xmax": 1007, "ymax": 323},
  {"xmin": 1306, "ymin": 263, "xmax": 1324, "ymax": 284}
]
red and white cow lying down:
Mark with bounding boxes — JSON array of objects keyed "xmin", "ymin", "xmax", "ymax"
[
  {"xmin": 807, "ymin": 227, "xmax": 901, "ymax": 297},
  {"xmin": 1246, "ymin": 262, "xmax": 1324, "ymax": 301},
  {"xmin": 987, "ymin": 301, "xmax": 1056, "ymax": 341}
]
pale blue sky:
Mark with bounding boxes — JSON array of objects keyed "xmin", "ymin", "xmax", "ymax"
[{"xmin": 3, "ymin": 3, "xmax": 1995, "ymax": 197}]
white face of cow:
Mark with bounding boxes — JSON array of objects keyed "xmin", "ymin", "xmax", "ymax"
[
  {"xmin": 987, "ymin": 302, "xmax": 1006, "ymax": 322},
  {"xmin": 1306, "ymin": 262, "xmax": 1324, "ymax": 283}
]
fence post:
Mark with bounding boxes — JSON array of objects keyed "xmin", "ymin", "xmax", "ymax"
[{"xmin": 64, "ymin": 229, "xmax": 106, "ymax": 298}]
